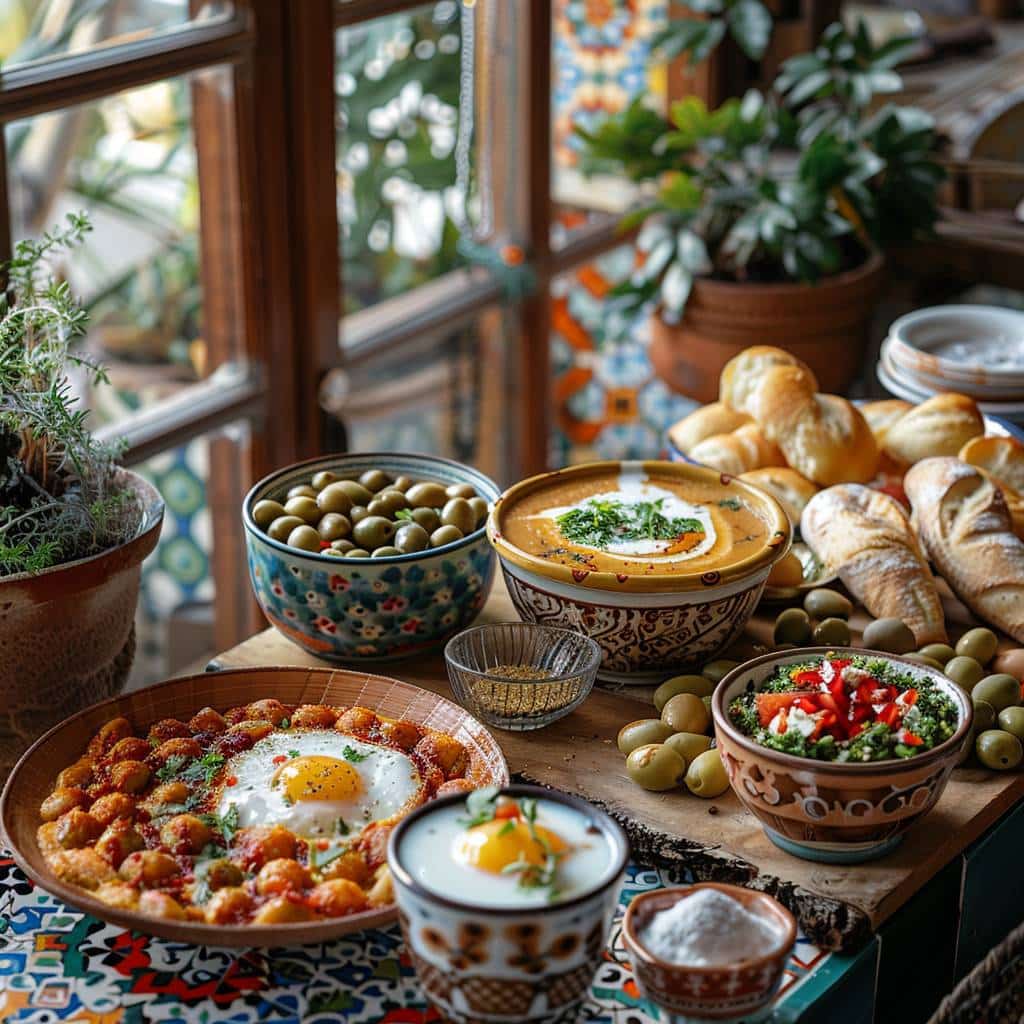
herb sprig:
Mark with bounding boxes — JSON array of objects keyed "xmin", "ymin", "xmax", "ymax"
[{"xmin": 557, "ymin": 497, "xmax": 703, "ymax": 550}]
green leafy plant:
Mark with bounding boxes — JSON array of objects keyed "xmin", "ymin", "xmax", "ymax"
[
  {"xmin": 0, "ymin": 212, "xmax": 141, "ymax": 576},
  {"xmin": 576, "ymin": 19, "xmax": 943, "ymax": 321}
]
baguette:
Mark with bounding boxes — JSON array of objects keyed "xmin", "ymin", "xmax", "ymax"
[
  {"xmin": 739, "ymin": 467, "xmax": 818, "ymax": 527},
  {"xmin": 688, "ymin": 422, "xmax": 784, "ymax": 476},
  {"xmin": 882, "ymin": 393, "xmax": 984, "ymax": 467},
  {"xmin": 719, "ymin": 346, "xmax": 818, "ymax": 416},
  {"xmin": 904, "ymin": 457, "xmax": 1024, "ymax": 642},
  {"xmin": 746, "ymin": 365, "xmax": 878, "ymax": 486},
  {"xmin": 800, "ymin": 484, "xmax": 947, "ymax": 645},
  {"xmin": 860, "ymin": 399, "xmax": 913, "ymax": 448},
  {"xmin": 668, "ymin": 402, "xmax": 752, "ymax": 455},
  {"xmin": 959, "ymin": 435, "xmax": 1024, "ymax": 495}
]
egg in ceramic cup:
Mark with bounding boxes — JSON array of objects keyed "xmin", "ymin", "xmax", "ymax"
[{"xmin": 388, "ymin": 785, "xmax": 629, "ymax": 1024}]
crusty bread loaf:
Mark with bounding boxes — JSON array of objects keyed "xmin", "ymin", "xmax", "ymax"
[
  {"xmin": 904, "ymin": 457, "xmax": 1024, "ymax": 642},
  {"xmin": 801, "ymin": 484, "xmax": 947, "ymax": 645},
  {"xmin": 739, "ymin": 467, "xmax": 818, "ymax": 527},
  {"xmin": 719, "ymin": 346, "xmax": 818, "ymax": 416},
  {"xmin": 746, "ymin": 365, "xmax": 878, "ymax": 486},
  {"xmin": 688, "ymin": 422, "xmax": 784, "ymax": 476},
  {"xmin": 861, "ymin": 399, "xmax": 913, "ymax": 448},
  {"xmin": 882, "ymin": 393, "xmax": 984, "ymax": 467},
  {"xmin": 668, "ymin": 402, "xmax": 752, "ymax": 455},
  {"xmin": 959, "ymin": 435, "xmax": 1024, "ymax": 495}
]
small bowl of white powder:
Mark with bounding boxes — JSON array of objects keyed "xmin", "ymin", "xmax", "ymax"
[{"xmin": 622, "ymin": 883, "xmax": 796, "ymax": 1022}]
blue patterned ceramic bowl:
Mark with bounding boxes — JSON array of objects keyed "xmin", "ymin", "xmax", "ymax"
[{"xmin": 243, "ymin": 453, "xmax": 500, "ymax": 662}]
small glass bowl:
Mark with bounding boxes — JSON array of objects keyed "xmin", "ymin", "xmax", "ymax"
[{"xmin": 444, "ymin": 622, "xmax": 601, "ymax": 731}]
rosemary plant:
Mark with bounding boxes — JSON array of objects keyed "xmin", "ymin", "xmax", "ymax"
[{"xmin": 0, "ymin": 213, "xmax": 142, "ymax": 577}]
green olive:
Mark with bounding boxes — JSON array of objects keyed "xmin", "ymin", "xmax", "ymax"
[
  {"xmin": 317, "ymin": 483, "xmax": 354, "ymax": 515},
  {"xmin": 392, "ymin": 475, "xmax": 413, "ymax": 493},
  {"xmin": 956, "ymin": 628, "xmax": 999, "ymax": 667},
  {"xmin": 407, "ymin": 482, "xmax": 448, "ymax": 508},
  {"xmin": 287, "ymin": 525, "xmax": 321, "ymax": 552},
  {"xmin": 359, "ymin": 469, "xmax": 392, "ymax": 493},
  {"xmin": 862, "ymin": 617, "xmax": 916, "ymax": 655},
  {"xmin": 331, "ymin": 538, "xmax": 356, "ymax": 552},
  {"xmin": 654, "ymin": 675, "xmax": 714, "ymax": 711},
  {"xmin": 409, "ymin": 507, "xmax": 441, "ymax": 532},
  {"xmin": 395, "ymin": 522, "xmax": 430, "ymax": 554},
  {"xmin": 774, "ymin": 608, "xmax": 812, "ymax": 646},
  {"xmin": 253, "ymin": 499, "xmax": 286, "ymax": 528},
  {"xmin": 904, "ymin": 653, "xmax": 944, "ymax": 672},
  {"xmin": 371, "ymin": 545, "xmax": 401, "ymax": 558},
  {"xmin": 617, "ymin": 719, "xmax": 675, "ymax": 755},
  {"xmin": 664, "ymin": 732, "xmax": 713, "ymax": 766},
  {"xmin": 317, "ymin": 513, "xmax": 351, "ymax": 542},
  {"xmin": 266, "ymin": 515, "xmax": 305, "ymax": 542},
  {"xmin": 971, "ymin": 674, "xmax": 1021, "ymax": 712},
  {"xmin": 702, "ymin": 659, "xmax": 740, "ymax": 684},
  {"xmin": 945, "ymin": 655, "xmax": 985, "ymax": 693},
  {"xmin": 323, "ymin": 548, "xmax": 346, "ymax": 557},
  {"xmin": 803, "ymin": 588, "xmax": 853, "ymax": 621},
  {"xmin": 345, "ymin": 548, "xmax": 369, "ymax": 558},
  {"xmin": 349, "ymin": 505, "xmax": 370, "ymax": 524},
  {"xmin": 335, "ymin": 480, "xmax": 374, "ymax": 506},
  {"xmin": 441, "ymin": 497, "xmax": 476, "ymax": 535},
  {"xmin": 287, "ymin": 484, "xmax": 317, "ymax": 500},
  {"xmin": 467, "ymin": 496, "xmax": 489, "ymax": 527},
  {"xmin": 284, "ymin": 496, "xmax": 320, "ymax": 524},
  {"xmin": 368, "ymin": 490, "xmax": 409, "ymax": 517},
  {"xmin": 661, "ymin": 693, "xmax": 710, "ymax": 735},
  {"xmin": 311, "ymin": 470, "xmax": 338, "ymax": 491},
  {"xmin": 446, "ymin": 482, "xmax": 477, "ymax": 500},
  {"xmin": 702, "ymin": 695, "xmax": 713, "ymax": 723},
  {"xmin": 997, "ymin": 706, "xmax": 1024, "ymax": 740},
  {"xmin": 352, "ymin": 516, "xmax": 396, "ymax": 551},
  {"xmin": 430, "ymin": 525, "xmax": 464, "ymax": 548},
  {"xmin": 976, "ymin": 729, "xmax": 1023, "ymax": 770},
  {"xmin": 625, "ymin": 744, "xmax": 686, "ymax": 791},
  {"xmin": 813, "ymin": 617, "xmax": 851, "ymax": 647},
  {"xmin": 919, "ymin": 643, "xmax": 956, "ymax": 667},
  {"xmin": 972, "ymin": 699, "xmax": 997, "ymax": 732},
  {"xmin": 684, "ymin": 749, "xmax": 730, "ymax": 798}
]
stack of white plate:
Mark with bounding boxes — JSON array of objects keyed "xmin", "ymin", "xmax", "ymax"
[{"xmin": 877, "ymin": 305, "xmax": 1024, "ymax": 423}]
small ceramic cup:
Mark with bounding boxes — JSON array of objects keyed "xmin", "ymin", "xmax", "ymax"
[
  {"xmin": 622, "ymin": 883, "xmax": 796, "ymax": 1023},
  {"xmin": 388, "ymin": 785, "xmax": 629, "ymax": 1024}
]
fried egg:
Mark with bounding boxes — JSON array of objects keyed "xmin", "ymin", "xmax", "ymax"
[{"xmin": 217, "ymin": 730, "xmax": 423, "ymax": 839}]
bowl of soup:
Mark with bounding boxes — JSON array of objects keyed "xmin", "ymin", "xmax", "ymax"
[{"xmin": 487, "ymin": 460, "xmax": 790, "ymax": 682}]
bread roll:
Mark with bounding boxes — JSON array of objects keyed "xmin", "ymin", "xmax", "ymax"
[
  {"xmin": 739, "ymin": 467, "xmax": 818, "ymax": 527},
  {"xmin": 882, "ymin": 393, "xmax": 984, "ymax": 467},
  {"xmin": 959, "ymin": 435, "xmax": 1024, "ymax": 495},
  {"xmin": 668, "ymin": 402, "xmax": 752, "ymax": 455},
  {"xmin": 719, "ymin": 346, "xmax": 818, "ymax": 416},
  {"xmin": 746, "ymin": 365, "xmax": 878, "ymax": 486},
  {"xmin": 861, "ymin": 399, "xmax": 913, "ymax": 448},
  {"xmin": 688, "ymin": 422, "xmax": 784, "ymax": 476},
  {"xmin": 801, "ymin": 484, "xmax": 947, "ymax": 645},
  {"xmin": 905, "ymin": 457, "xmax": 1024, "ymax": 641}
]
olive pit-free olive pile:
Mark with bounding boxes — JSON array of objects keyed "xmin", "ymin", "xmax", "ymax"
[{"xmin": 253, "ymin": 468, "xmax": 489, "ymax": 558}]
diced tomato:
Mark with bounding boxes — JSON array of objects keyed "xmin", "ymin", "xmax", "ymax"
[
  {"xmin": 797, "ymin": 696, "xmax": 820, "ymax": 714},
  {"xmin": 850, "ymin": 704, "xmax": 872, "ymax": 724},
  {"xmin": 900, "ymin": 731, "xmax": 924, "ymax": 747},
  {"xmin": 900, "ymin": 688, "xmax": 918, "ymax": 707},
  {"xmin": 829, "ymin": 658, "xmax": 852, "ymax": 674},
  {"xmin": 494, "ymin": 800, "xmax": 520, "ymax": 820},
  {"xmin": 811, "ymin": 709, "xmax": 842, "ymax": 740},
  {"xmin": 877, "ymin": 703, "xmax": 901, "ymax": 729},
  {"xmin": 848, "ymin": 722, "xmax": 866, "ymax": 738},
  {"xmin": 756, "ymin": 692, "xmax": 802, "ymax": 727},
  {"xmin": 792, "ymin": 669, "xmax": 822, "ymax": 687},
  {"xmin": 819, "ymin": 691, "xmax": 848, "ymax": 719},
  {"xmin": 272, "ymin": 754, "xmax": 287, "ymax": 765},
  {"xmin": 855, "ymin": 682, "xmax": 876, "ymax": 706}
]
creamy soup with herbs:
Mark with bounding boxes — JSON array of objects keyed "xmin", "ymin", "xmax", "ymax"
[{"xmin": 501, "ymin": 468, "xmax": 772, "ymax": 576}]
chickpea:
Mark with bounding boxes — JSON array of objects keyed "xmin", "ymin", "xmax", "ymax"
[
  {"xmin": 308, "ymin": 879, "xmax": 365, "ymax": 916},
  {"xmin": 291, "ymin": 704, "xmax": 339, "ymax": 729},
  {"xmin": 108, "ymin": 737, "xmax": 153, "ymax": 764},
  {"xmin": 119, "ymin": 850, "xmax": 180, "ymax": 888},
  {"xmin": 256, "ymin": 858, "xmax": 310, "ymax": 896},
  {"xmin": 188, "ymin": 707, "xmax": 228, "ymax": 734},
  {"xmin": 367, "ymin": 865, "xmax": 394, "ymax": 907},
  {"xmin": 252, "ymin": 896, "xmax": 314, "ymax": 925},
  {"xmin": 40, "ymin": 787, "xmax": 88, "ymax": 822},
  {"xmin": 235, "ymin": 825, "xmax": 297, "ymax": 870},
  {"xmin": 205, "ymin": 886, "xmax": 253, "ymax": 925},
  {"xmin": 204, "ymin": 858, "xmax": 244, "ymax": 890},
  {"xmin": 414, "ymin": 733, "xmax": 467, "ymax": 778},
  {"xmin": 335, "ymin": 707, "xmax": 378, "ymax": 737},
  {"xmin": 89, "ymin": 718, "xmax": 133, "ymax": 756},
  {"xmin": 380, "ymin": 719, "xmax": 422, "ymax": 751},
  {"xmin": 95, "ymin": 881, "xmax": 140, "ymax": 911},
  {"xmin": 138, "ymin": 891, "xmax": 187, "ymax": 921},
  {"xmin": 229, "ymin": 720, "xmax": 274, "ymax": 743},
  {"xmin": 159, "ymin": 814, "xmax": 212, "ymax": 855},
  {"xmin": 247, "ymin": 699, "xmax": 289, "ymax": 725},
  {"xmin": 56, "ymin": 758, "xmax": 94, "ymax": 790},
  {"xmin": 95, "ymin": 820, "xmax": 145, "ymax": 867},
  {"xmin": 52, "ymin": 848, "xmax": 116, "ymax": 890},
  {"xmin": 150, "ymin": 737, "xmax": 202, "ymax": 767},
  {"xmin": 147, "ymin": 781, "xmax": 189, "ymax": 808},
  {"xmin": 148, "ymin": 718, "xmax": 191, "ymax": 743},
  {"xmin": 110, "ymin": 760, "xmax": 151, "ymax": 795},
  {"xmin": 319, "ymin": 850, "xmax": 370, "ymax": 885},
  {"xmin": 56, "ymin": 808, "xmax": 103, "ymax": 849}
]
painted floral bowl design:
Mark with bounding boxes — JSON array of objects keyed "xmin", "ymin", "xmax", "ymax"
[
  {"xmin": 711, "ymin": 648, "xmax": 973, "ymax": 864},
  {"xmin": 388, "ymin": 785, "xmax": 629, "ymax": 1024},
  {"xmin": 622, "ymin": 884, "xmax": 796, "ymax": 1022},
  {"xmin": 243, "ymin": 453, "xmax": 499, "ymax": 662}
]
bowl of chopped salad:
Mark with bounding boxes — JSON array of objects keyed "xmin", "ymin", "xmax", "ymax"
[{"xmin": 711, "ymin": 649, "xmax": 972, "ymax": 863}]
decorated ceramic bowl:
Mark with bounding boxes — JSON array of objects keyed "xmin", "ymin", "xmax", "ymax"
[
  {"xmin": 622, "ymin": 884, "xmax": 796, "ymax": 1023},
  {"xmin": 388, "ymin": 785, "xmax": 629, "ymax": 1024},
  {"xmin": 487, "ymin": 460, "xmax": 790, "ymax": 683},
  {"xmin": 243, "ymin": 453, "xmax": 499, "ymax": 661},
  {"xmin": 711, "ymin": 648, "xmax": 973, "ymax": 864}
]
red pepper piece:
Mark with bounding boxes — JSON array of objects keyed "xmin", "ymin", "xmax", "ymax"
[
  {"xmin": 792, "ymin": 669, "xmax": 823, "ymax": 688},
  {"xmin": 798, "ymin": 696, "xmax": 820, "ymax": 714},
  {"xmin": 900, "ymin": 731, "xmax": 924, "ymax": 746},
  {"xmin": 900, "ymin": 688, "xmax": 918, "ymax": 707},
  {"xmin": 848, "ymin": 721, "xmax": 866, "ymax": 738},
  {"xmin": 877, "ymin": 703, "xmax": 901, "ymax": 728}
]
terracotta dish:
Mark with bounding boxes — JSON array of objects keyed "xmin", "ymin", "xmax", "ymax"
[{"xmin": 1, "ymin": 667, "xmax": 508, "ymax": 946}]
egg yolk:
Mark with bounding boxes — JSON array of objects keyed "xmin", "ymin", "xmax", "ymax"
[
  {"xmin": 453, "ymin": 819, "xmax": 568, "ymax": 874},
  {"xmin": 272, "ymin": 755, "xmax": 361, "ymax": 802}
]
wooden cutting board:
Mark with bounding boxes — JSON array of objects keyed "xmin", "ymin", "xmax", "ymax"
[{"xmin": 211, "ymin": 578, "xmax": 1024, "ymax": 953}]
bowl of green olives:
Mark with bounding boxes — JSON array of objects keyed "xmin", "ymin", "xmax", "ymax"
[{"xmin": 243, "ymin": 453, "xmax": 499, "ymax": 661}]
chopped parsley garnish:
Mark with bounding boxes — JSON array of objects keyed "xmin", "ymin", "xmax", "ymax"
[
  {"xmin": 288, "ymin": 749, "xmax": 301, "ymax": 759},
  {"xmin": 279, "ymin": 717, "xmax": 291, "ymax": 729},
  {"xmin": 395, "ymin": 508, "xmax": 414, "ymax": 521},
  {"xmin": 556, "ymin": 497, "xmax": 703, "ymax": 550},
  {"xmin": 335, "ymin": 817, "xmax": 350, "ymax": 836},
  {"xmin": 342, "ymin": 745, "xmax": 368, "ymax": 763},
  {"xmin": 200, "ymin": 804, "xmax": 240, "ymax": 844},
  {"xmin": 718, "ymin": 497, "xmax": 742, "ymax": 510}
]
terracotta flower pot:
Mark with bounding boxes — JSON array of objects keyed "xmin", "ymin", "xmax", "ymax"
[
  {"xmin": 649, "ymin": 252, "xmax": 885, "ymax": 403},
  {"xmin": 0, "ymin": 470, "xmax": 163, "ymax": 775}
]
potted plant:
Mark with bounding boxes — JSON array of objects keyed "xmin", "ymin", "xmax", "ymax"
[
  {"xmin": 576, "ymin": 17, "xmax": 944, "ymax": 401},
  {"xmin": 0, "ymin": 214, "xmax": 163, "ymax": 772}
]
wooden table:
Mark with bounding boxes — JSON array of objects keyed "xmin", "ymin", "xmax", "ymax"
[{"xmin": 212, "ymin": 577, "xmax": 1024, "ymax": 956}]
